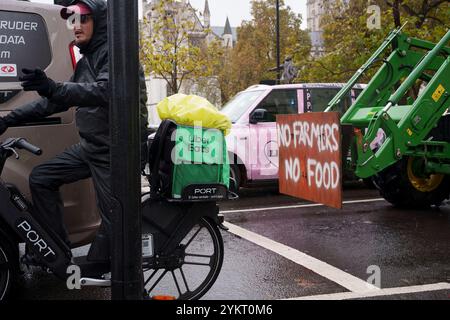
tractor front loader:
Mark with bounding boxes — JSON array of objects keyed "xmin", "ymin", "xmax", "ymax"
[{"xmin": 326, "ymin": 27, "xmax": 450, "ymax": 208}]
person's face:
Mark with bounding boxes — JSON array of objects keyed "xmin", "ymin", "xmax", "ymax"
[{"xmin": 74, "ymin": 14, "xmax": 94, "ymax": 47}]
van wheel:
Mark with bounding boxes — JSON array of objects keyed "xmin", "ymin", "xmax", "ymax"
[
  {"xmin": 0, "ymin": 236, "xmax": 18, "ymax": 300},
  {"xmin": 229, "ymin": 164, "xmax": 241, "ymax": 193},
  {"xmin": 373, "ymin": 157, "xmax": 450, "ymax": 208}
]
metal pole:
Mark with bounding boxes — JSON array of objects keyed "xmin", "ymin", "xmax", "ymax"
[
  {"xmin": 108, "ymin": 0, "xmax": 143, "ymax": 300},
  {"xmin": 276, "ymin": 0, "xmax": 281, "ymax": 83}
]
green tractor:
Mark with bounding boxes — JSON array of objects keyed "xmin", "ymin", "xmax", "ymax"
[{"xmin": 326, "ymin": 27, "xmax": 450, "ymax": 208}]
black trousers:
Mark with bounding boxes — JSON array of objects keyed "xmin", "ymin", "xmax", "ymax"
[{"xmin": 29, "ymin": 143, "xmax": 112, "ymax": 262}]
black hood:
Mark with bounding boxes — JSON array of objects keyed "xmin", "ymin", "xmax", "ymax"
[{"xmin": 69, "ymin": 0, "xmax": 107, "ymax": 54}]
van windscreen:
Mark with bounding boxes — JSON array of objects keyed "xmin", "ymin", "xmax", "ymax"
[{"xmin": 222, "ymin": 90, "xmax": 264, "ymax": 123}]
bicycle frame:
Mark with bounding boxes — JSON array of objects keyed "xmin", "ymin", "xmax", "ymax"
[
  {"xmin": 0, "ymin": 180, "xmax": 72, "ymax": 278},
  {"xmin": 0, "ymin": 143, "xmax": 72, "ymax": 278},
  {"xmin": 0, "ymin": 137, "xmax": 227, "ymax": 299},
  {"xmin": 0, "ymin": 181, "xmax": 224, "ymax": 283}
]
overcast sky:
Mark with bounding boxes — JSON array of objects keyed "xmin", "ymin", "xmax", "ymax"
[
  {"xmin": 186, "ymin": 0, "xmax": 307, "ymax": 29},
  {"xmin": 30, "ymin": 0, "xmax": 308, "ymax": 29}
]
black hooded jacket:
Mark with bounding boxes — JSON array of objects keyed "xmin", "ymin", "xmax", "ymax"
[{"xmin": 5, "ymin": 0, "xmax": 149, "ymax": 160}]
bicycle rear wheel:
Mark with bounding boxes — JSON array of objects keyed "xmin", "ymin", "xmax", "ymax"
[
  {"xmin": 0, "ymin": 235, "xmax": 18, "ymax": 301},
  {"xmin": 143, "ymin": 217, "xmax": 224, "ymax": 300}
]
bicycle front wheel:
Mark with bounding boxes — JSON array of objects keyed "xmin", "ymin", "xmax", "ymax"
[{"xmin": 143, "ymin": 217, "xmax": 224, "ymax": 300}]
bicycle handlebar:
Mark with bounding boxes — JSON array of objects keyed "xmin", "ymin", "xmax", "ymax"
[{"xmin": 15, "ymin": 138, "xmax": 42, "ymax": 155}]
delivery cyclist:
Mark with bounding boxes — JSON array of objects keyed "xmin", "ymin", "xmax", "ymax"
[{"xmin": 0, "ymin": 0, "xmax": 148, "ymax": 272}]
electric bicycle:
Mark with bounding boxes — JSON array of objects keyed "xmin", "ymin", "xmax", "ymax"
[{"xmin": 0, "ymin": 137, "xmax": 230, "ymax": 300}]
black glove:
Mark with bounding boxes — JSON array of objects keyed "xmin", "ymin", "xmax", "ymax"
[
  {"xmin": 20, "ymin": 68, "xmax": 56, "ymax": 98},
  {"xmin": 0, "ymin": 117, "xmax": 8, "ymax": 136}
]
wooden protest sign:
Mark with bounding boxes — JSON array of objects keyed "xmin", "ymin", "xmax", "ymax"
[{"xmin": 277, "ymin": 112, "xmax": 342, "ymax": 209}]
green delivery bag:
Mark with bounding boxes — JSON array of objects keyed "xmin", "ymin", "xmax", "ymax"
[
  {"xmin": 149, "ymin": 120, "xmax": 230, "ymax": 201},
  {"xmin": 149, "ymin": 94, "xmax": 231, "ymax": 200},
  {"xmin": 172, "ymin": 125, "xmax": 230, "ymax": 198}
]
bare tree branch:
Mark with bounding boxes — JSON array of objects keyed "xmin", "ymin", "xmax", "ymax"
[{"xmin": 156, "ymin": 63, "xmax": 171, "ymax": 85}]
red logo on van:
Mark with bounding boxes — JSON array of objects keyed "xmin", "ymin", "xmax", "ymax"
[{"xmin": 1, "ymin": 65, "xmax": 15, "ymax": 74}]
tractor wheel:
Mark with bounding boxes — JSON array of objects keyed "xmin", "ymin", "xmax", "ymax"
[{"xmin": 373, "ymin": 156, "xmax": 450, "ymax": 208}]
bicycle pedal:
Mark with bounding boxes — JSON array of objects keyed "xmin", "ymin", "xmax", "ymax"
[{"xmin": 80, "ymin": 277, "xmax": 111, "ymax": 287}]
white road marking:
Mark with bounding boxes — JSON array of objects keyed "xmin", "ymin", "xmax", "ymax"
[
  {"xmin": 286, "ymin": 282, "xmax": 450, "ymax": 300},
  {"xmin": 220, "ymin": 198, "xmax": 385, "ymax": 214},
  {"xmin": 224, "ymin": 221, "xmax": 380, "ymax": 293}
]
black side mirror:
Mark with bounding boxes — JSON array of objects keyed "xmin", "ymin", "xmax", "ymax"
[{"xmin": 250, "ymin": 109, "xmax": 267, "ymax": 124}]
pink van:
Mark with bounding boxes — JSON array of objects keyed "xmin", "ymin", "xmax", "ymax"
[{"xmin": 222, "ymin": 83, "xmax": 366, "ymax": 191}]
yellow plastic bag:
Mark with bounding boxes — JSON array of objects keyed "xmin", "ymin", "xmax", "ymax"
[{"xmin": 157, "ymin": 94, "xmax": 231, "ymax": 136}]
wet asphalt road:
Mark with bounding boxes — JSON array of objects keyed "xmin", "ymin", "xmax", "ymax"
[{"xmin": 13, "ymin": 182, "xmax": 450, "ymax": 300}]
